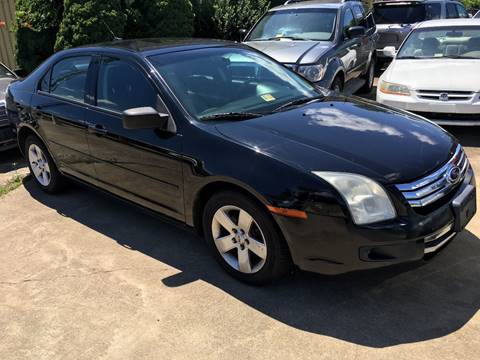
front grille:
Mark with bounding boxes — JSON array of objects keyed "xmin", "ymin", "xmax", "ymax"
[
  {"xmin": 414, "ymin": 112, "xmax": 480, "ymax": 122},
  {"xmin": 377, "ymin": 33, "xmax": 399, "ymax": 47},
  {"xmin": 0, "ymin": 124, "xmax": 15, "ymax": 144},
  {"xmin": 0, "ymin": 104, "xmax": 7, "ymax": 124},
  {"xmin": 417, "ymin": 90, "xmax": 475, "ymax": 102},
  {"xmin": 395, "ymin": 145, "xmax": 468, "ymax": 208}
]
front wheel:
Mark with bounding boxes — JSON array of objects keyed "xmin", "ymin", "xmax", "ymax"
[
  {"xmin": 330, "ymin": 75, "xmax": 344, "ymax": 93},
  {"xmin": 203, "ymin": 191, "xmax": 292, "ymax": 285}
]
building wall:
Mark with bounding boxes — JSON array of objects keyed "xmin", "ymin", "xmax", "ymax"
[{"xmin": 0, "ymin": 0, "xmax": 16, "ymax": 69}]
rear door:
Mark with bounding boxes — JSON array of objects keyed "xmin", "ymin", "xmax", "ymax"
[
  {"xmin": 84, "ymin": 55, "xmax": 184, "ymax": 220},
  {"xmin": 31, "ymin": 55, "xmax": 96, "ymax": 178}
]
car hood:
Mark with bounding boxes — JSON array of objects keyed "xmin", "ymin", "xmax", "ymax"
[
  {"xmin": 245, "ymin": 40, "xmax": 331, "ymax": 64},
  {"xmin": 383, "ymin": 59, "xmax": 480, "ymax": 92},
  {"xmin": 215, "ymin": 96, "xmax": 456, "ymax": 184}
]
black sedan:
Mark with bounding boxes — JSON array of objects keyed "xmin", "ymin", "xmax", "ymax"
[{"xmin": 6, "ymin": 39, "xmax": 476, "ymax": 284}]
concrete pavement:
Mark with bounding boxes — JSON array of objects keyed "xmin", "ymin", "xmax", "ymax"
[{"xmin": 0, "ymin": 128, "xmax": 480, "ymax": 359}]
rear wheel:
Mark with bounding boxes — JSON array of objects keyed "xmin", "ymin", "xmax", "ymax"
[
  {"xmin": 25, "ymin": 135, "xmax": 65, "ymax": 193},
  {"xmin": 203, "ymin": 191, "xmax": 292, "ymax": 285},
  {"xmin": 330, "ymin": 75, "xmax": 344, "ymax": 93}
]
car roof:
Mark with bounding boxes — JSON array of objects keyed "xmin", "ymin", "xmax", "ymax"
[
  {"xmin": 415, "ymin": 19, "xmax": 480, "ymax": 29},
  {"xmin": 77, "ymin": 38, "xmax": 237, "ymax": 57},
  {"xmin": 270, "ymin": 0, "xmax": 356, "ymax": 11}
]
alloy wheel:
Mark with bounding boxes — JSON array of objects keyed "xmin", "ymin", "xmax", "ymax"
[
  {"xmin": 211, "ymin": 205, "xmax": 267, "ymax": 274},
  {"xmin": 28, "ymin": 144, "xmax": 51, "ymax": 186}
]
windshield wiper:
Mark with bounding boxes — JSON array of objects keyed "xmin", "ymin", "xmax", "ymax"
[
  {"xmin": 397, "ymin": 56, "xmax": 426, "ymax": 59},
  {"xmin": 199, "ymin": 112, "xmax": 263, "ymax": 121},
  {"xmin": 266, "ymin": 36, "xmax": 308, "ymax": 41},
  {"xmin": 443, "ymin": 55, "xmax": 479, "ymax": 59},
  {"xmin": 273, "ymin": 95, "xmax": 325, "ymax": 112}
]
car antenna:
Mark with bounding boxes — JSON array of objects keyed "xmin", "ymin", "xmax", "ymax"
[{"xmin": 102, "ymin": 20, "xmax": 122, "ymax": 41}]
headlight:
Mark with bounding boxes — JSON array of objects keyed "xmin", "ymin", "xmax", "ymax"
[
  {"xmin": 313, "ymin": 172, "xmax": 397, "ymax": 225},
  {"xmin": 379, "ymin": 80, "xmax": 411, "ymax": 96},
  {"xmin": 297, "ymin": 64, "xmax": 326, "ymax": 82}
]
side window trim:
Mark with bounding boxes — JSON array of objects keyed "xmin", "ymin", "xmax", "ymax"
[{"xmin": 92, "ymin": 55, "xmax": 172, "ymax": 119}]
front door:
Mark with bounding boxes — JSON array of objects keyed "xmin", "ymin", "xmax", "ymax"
[
  {"xmin": 339, "ymin": 8, "xmax": 362, "ymax": 81},
  {"xmin": 84, "ymin": 56, "xmax": 184, "ymax": 220},
  {"xmin": 31, "ymin": 55, "xmax": 96, "ymax": 179}
]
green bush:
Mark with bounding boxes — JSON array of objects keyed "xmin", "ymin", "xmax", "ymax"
[
  {"xmin": 125, "ymin": 0, "xmax": 194, "ymax": 39},
  {"xmin": 55, "ymin": 0, "xmax": 127, "ymax": 51},
  {"xmin": 192, "ymin": 0, "xmax": 216, "ymax": 38},
  {"xmin": 212, "ymin": 0, "xmax": 270, "ymax": 40},
  {"xmin": 15, "ymin": 0, "xmax": 64, "ymax": 73}
]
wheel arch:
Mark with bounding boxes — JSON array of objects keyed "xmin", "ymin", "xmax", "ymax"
[
  {"xmin": 192, "ymin": 180, "xmax": 270, "ymax": 236},
  {"xmin": 17, "ymin": 125, "xmax": 60, "ymax": 168}
]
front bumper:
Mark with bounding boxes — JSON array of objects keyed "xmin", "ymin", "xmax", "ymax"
[
  {"xmin": 377, "ymin": 91, "xmax": 480, "ymax": 126},
  {"xmin": 274, "ymin": 167, "xmax": 476, "ymax": 275}
]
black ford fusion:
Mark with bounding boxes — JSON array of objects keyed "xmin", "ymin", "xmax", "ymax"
[{"xmin": 6, "ymin": 39, "xmax": 476, "ymax": 284}]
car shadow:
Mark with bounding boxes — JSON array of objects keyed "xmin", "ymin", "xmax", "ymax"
[
  {"xmin": 0, "ymin": 148, "xmax": 25, "ymax": 174},
  {"xmin": 22, "ymin": 178, "xmax": 480, "ymax": 348}
]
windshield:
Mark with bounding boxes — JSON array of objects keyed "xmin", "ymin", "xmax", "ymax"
[
  {"xmin": 0, "ymin": 64, "xmax": 15, "ymax": 79},
  {"xmin": 247, "ymin": 9, "xmax": 337, "ymax": 41},
  {"xmin": 397, "ymin": 27, "xmax": 480, "ymax": 59},
  {"xmin": 373, "ymin": 4, "xmax": 441, "ymax": 24},
  {"xmin": 149, "ymin": 48, "xmax": 320, "ymax": 120}
]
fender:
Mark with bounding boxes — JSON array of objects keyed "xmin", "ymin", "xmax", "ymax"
[{"xmin": 323, "ymin": 57, "xmax": 346, "ymax": 88}]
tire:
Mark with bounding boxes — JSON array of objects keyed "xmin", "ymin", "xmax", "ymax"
[
  {"xmin": 330, "ymin": 75, "xmax": 344, "ymax": 93},
  {"xmin": 25, "ymin": 135, "xmax": 65, "ymax": 193},
  {"xmin": 203, "ymin": 191, "xmax": 292, "ymax": 285},
  {"xmin": 359, "ymin": 58, "xmax": 376, "ymax": 94}
]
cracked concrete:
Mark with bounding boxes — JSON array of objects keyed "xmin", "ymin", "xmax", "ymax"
[{"xmin": 0, "ymin": 128, "xmax": 480, "ymax": 359}]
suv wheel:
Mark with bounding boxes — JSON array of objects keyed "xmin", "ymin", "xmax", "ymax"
[
  {"xmin": 330, "ymin": 75, "xmax": 344, "ymax": 93},
  {"xmin": 25, "ymin": 135, "xmax": 65, "ymax": 193},
  {"xmin": 359, "ymin": 58, "xmax": 375, "ymax": 94},
  {"xmin": 203, "ymin": 191, "xmax": 292, "ymax": 285}
]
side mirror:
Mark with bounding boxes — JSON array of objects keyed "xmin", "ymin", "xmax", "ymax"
[
  {"xmin": 239, "ymin": 28, "xmax": 247, "ymax": 42},
  {"xmin": 347, "ymin": 26, "xmax": 366, "ymax": 39},
  {"xmin": 122, "ymin": 107, "xmax": 171, "ymax": 131},
  {"xmin": 383, "ymin": 46, "xmax": 397, "ymax": 58}
]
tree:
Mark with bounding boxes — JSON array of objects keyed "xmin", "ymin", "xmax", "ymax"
[
  {"xmin": 463, "ymin": 0, "xmax": 480, "ymax": 10},
  {"xmin": 125, "ymin": 0, "xmax": 194, "ymax": 39},
  {"xmin": 55, "ymin": 0, "xmax": 127, "ymax": 51},
  {"xmin": 212, "ymin": 0, "xmax": 270, "ymax": 40},
  {"xmin": 15, "ymin": 0, "xmax": 64, "ymax": 73}
]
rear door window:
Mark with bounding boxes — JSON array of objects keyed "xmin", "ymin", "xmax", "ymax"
[
  {"xmin": 446, "ymin": 3, "xmax": 459, "ymax": 18},
  {"xmin": 456, "ymin": 4, "xmax": 469, "ymax": 18},
  {"xmin": 50, "ymin": 56, "xmax": 91, "ymax": 102}
]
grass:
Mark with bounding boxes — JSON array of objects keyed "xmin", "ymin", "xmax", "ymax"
[{"xmin": 0, "ymin": 175, "xmax": 24, "ymax": 198}]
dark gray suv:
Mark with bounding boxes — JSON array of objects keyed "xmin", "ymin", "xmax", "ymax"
[
  {"xmin": 373, "ymin": 0, "xmax": 469, "ymax": 67},
  {"xmin": 244, "ymin": 0, "xmax": 378, "ymax": 93}
]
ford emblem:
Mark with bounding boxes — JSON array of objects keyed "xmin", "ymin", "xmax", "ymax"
[{"xmin": 446, "ymin": 166, "xmax": 461, "ymax": 184}]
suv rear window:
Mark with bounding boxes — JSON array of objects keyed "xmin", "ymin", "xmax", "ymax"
[{"xmin": 373, "ymin": 3, "xmax": 441, "ymax": 24}]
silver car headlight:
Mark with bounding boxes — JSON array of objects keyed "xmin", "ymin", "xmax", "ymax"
[
  {"xmin": 297, "ymin": 64, "xmax": 326, "ymax": 82},
  {"xmin": 313, "ymin": 172, "xmax": 397, "ymax": 225}
]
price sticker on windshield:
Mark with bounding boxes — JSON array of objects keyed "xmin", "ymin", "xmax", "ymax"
[{"xmin": 261, "ymin": 94, "xmax": 276, "ymax": 102}]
